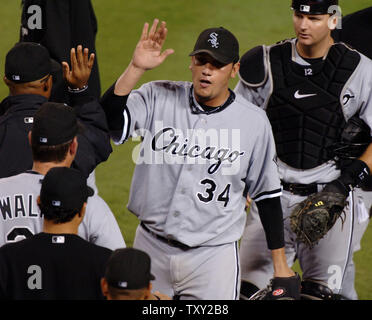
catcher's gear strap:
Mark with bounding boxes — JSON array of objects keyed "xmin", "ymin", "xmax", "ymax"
[
  {"xmin": 301, "ymin": 280, "xmax": 341, "ymax": 300},
  {"xmin": 256, "ymin": 196, "xmax": 285, "ymax": 250},
  {"xmin": 238, "ymin": 45, "xmax": 269, "ymax": 87}
]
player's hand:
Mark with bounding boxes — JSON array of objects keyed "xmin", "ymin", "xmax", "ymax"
[
  {"xmin": 131, "ymin": 19, "xmax": 174, "ymax": 71},
  {"xmin": 62, "ymin": 45, "xmax": 95, "ymax": 89},
  {"xmin": 245, "ymin": 195, "xmax": 252, "ymax": 210}
]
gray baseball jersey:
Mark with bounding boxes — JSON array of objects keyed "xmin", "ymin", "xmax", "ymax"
[
  {"xmin": 0, "ymin": 171, "xmax": 125, "ymax": 250},
  {"xmin": 235, "ymin": 39, "xmax": 372, "ymax": 299},
  {"xmin": 115, "ymin": 80, "xmax": 281, "ymax": 247}
]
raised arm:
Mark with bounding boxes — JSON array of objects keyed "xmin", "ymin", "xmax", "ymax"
[
  {"xmin": 62, "ymin": 45, "xmax": 111, "ymax": 177},
  {"xmin": 114, "ymin": 19, "xmax": 174, "ymax": 96}
]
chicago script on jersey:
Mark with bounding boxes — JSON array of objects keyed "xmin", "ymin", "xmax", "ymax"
[{"xmin": 151, "ymin": 127, "xmax": 245, "ymax": 174}]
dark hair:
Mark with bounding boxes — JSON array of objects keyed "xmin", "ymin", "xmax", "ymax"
[
  {"xmin": 31, "ymin": 139, "xmax": 72, "ymax": 163},
  {"xmin": 38, "ymin": 203, "xmax": 82, "ymax": 224}
]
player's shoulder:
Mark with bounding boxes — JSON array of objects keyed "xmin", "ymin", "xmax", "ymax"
[
  {"xmin": 74, "ymin": 234, "xmax": 113, "ymax": 256},
  {"xmin": 85, "ymin": 193, "xmax": 112, "ymax": 215},
  {"xmin": 0, "ymin": 172, "xmax": 41, "ymax": 188},
  {"xmin": 0, "ymin": 234, "xmax": 35, "ymax": 255},
  {"xmin": 138, "ymin": 80, "xmax": 191, "ymax": 94},
  {"xmin": 233, "ymin": 94, "xmax": 271, "ymax": 125},
  {"xmin": 335, "ymin": 42, "xmax": 372, "ymax": 73},
  {"xmin": 239, "ymin": 39, "xmax": 294, "ymax": 87}
]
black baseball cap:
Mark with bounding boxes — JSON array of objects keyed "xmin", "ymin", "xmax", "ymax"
[
  {"xmin": 291, "ymin": 0, "xmax": 339, "ymax": 15},
  {"xmin": 31, "ymin": 102, "xmax": 78, "ymax": 146},
  {"xmin": 40, "ymin": 167, "xmax": 94, "ymax": 212},
  {"xmin": 105, "ymin": 248, "xmax": 155, "ymax": 290},
  {"xmin": 5, "ymin": 42, "xmax": 60, "ymax": 83},
  {"xmin": 189, "ymin": 27, "xmax": 239, "ymax": 65}
]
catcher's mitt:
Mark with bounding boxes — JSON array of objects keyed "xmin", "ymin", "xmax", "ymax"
[{"xmin": 290, "ymin": 191, "xmax": 347, "ymax": 248}]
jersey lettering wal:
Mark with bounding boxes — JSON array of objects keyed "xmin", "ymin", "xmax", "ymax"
[{"xmin": 0, "ymin": 194, "xmax": 41, "ymax": 221}]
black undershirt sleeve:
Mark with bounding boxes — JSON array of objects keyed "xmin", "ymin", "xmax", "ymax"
[
  {"xmin": 255, "ymin": 196, "xmax": 285, "ymax": 250},
  {"xmin": 100, "ymin": 82, "xmax": 129, "ymax": 132}
]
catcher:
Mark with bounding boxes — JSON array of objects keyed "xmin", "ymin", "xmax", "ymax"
[{"xmin": 236, "ymin": 0, "xmax": 372, "ymax": 300}]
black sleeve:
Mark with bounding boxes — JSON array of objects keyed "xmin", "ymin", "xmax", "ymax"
[
  {"xmin": 255, "ymin": 196, "xmax": 285, "ymax": 250},
  {"xmin": 69, "ymin": 91, "xmax": 113, "ymax": 178},
  {"xmin": 100, "ymin": 82, "xmax": 129, "ymax": 132},
  {"xmin": 21, "ymin": 0, "xmax": 101, "ymax": 101},
  {"xmin": 0, "ymin": 250, "xmax": 8, "ymax": 300}
]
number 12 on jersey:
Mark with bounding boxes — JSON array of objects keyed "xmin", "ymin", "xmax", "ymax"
[{"xmin": 197, "ymin": 178, "xmax": 231, "ymax": 207}]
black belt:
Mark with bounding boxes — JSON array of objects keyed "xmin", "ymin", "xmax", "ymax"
[
  {"xmin": 140, "ymin": 222, "xmax": 192, "ymax": 251},
  {"xmin": 281, "ymin": 181, "xmax": 318, "ymax": 196}
]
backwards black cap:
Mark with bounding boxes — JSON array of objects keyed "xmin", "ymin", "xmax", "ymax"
[
  {"xmin": 105, "ymin": 248, "xmax": 155, "ymax": 290},
  {"xmin": 40, "ymin": 167, "xmax": 94, "ymax": 212},
  {"xmin": 189, "ymin": 27, "xmax": 239, "ymax": 65},
  {"xmin": 291, "ymin": 0, "xmax": 339, "ymax": 15},
  {"xmin": 5, "ymin": 42, "xmax": 60, "ymax": 83},
  {"xmin": 32, "ymin": 102, "xmax": 78, "ymax": 146}
]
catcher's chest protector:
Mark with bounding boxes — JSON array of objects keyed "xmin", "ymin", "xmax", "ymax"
[{"xmin": 266, "ymin": 41, "xmax": 360, "ymax": 170}]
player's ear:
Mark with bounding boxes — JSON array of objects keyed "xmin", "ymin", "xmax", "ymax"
[
  {"xmin": 28, "ymin": 131, "xmax": 32, "ymax": 146},
  {"xmin": 70, "ymin": 136, "xmax": 78, "ymax": 156},
  {"xmin": 101, "ymin": 278, "xmax": 109, "ymax": 298},
  {"xmin": 78, "ymin": 202, "xmax": 87, "ymax": 219},
  {"xmin": 3, "ymin": 76, "xmax": 10, "ymax": 86},
  {"xmin": 36, "ymin": 196, "xmax": 41, "ymax": 207},
  {"xmin": 231, "ymin": 62, "xmax": 240, "ymax": 79},
  {"xmin": 328, "ymin": 14, "xmax": 338, "ymax": 30},
  {"xmin": 189, "ymin": 57, "xmax": 194, "ymax": 70}
]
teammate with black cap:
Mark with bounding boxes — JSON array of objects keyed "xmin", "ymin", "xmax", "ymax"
[
  {"xmin": 0, "ymin": 102, "xmax": 125, "ymax": 250},
  {"xmin": 0, "ymin": 42, "xmax": 111, "ymax": 179},
  {"xmin": 100, "ymin": 19, "xmax": 300, "ymax": 299},
  {"xmin": 101, "ymin": 248, "xmax": 170, "ymax": 300},
  {"xmin": 0, "ymin": 167, "xmax": 112, "ymax": 300},
  {"xmin": 236, "ymin": 0, "xmax": 372, "ymax": 300}
]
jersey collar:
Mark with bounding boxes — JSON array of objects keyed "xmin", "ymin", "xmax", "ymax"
[{"xmin": 189, "ymin": 85, "xmax": 236, "ymax": 115}]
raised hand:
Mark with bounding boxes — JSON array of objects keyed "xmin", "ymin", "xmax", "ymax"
[
  {"xmin": 62, "ymin": 45, "xmax": 95, "ymax": 89},
  {"xmin": 131, "ymin": 19, "xmax": 174, "ymax": 71}
]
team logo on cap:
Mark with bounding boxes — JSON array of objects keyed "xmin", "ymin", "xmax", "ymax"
[
  {"xmin": 300, "ymin": 5, "xmax": 311, "ymax": 12},
  {"xmin": 39, "ymin": 137, "xmax": 48, "ymax": 143},
  {"xmin": 208, "ymin": 32, "xmax": 219, "ymax": 48},
  {"xmin": 52, "ymin": 200, "xmax": 61, "ymax": 207},
  {"xmin": 118, "ymin": 281, "xmax": 128, "ymax": 288}
]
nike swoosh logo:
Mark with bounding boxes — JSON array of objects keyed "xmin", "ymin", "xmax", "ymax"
[{"xmin": 294, "ymin": 90, "xmax": 317, "ymax": 99}]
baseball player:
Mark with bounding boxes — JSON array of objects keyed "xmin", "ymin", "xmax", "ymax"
[
  {"xmin": 100, "ymin": 19, "xmax": 300, "ymax": 300},
  {"xmin": 0, "ymin": 102, "xmax": 125, "ymax": 251},
  {"xmin": 0, "ymin": 167, "xmax": 112, "ymax": 300},
  {"xmin": 101, "ymin": 248, "xmax": 171, "ymax": 300},
  {"xmin": 235, "ymin": 0, "xmax": 372, "ymax": 300},
  {"xmin": 331, "ymin": 5, "xmax": 372, "ymax": 300},
  {"xmin": 0, "ymin": 42, "xmax": 112, "ymax": 182}
]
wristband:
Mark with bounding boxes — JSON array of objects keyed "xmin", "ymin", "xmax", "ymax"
[{"xmin": 68, "ymin": 85, "xmax": 88, "ymax": 93}]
